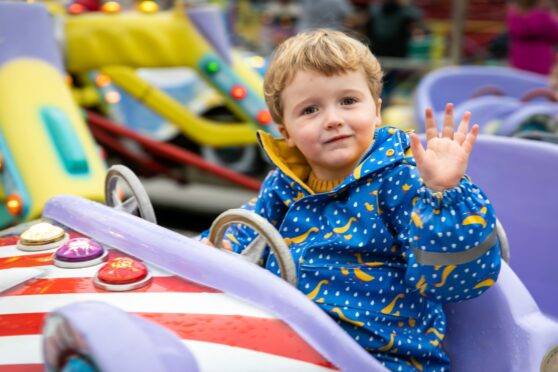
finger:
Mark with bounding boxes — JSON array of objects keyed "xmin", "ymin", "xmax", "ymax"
[
  {"xmin": 455, "ymin": 111, "xmax": 471, "ymax": 145},
  {"xmin": 424, "ymin": 107, "xmax": 438, "ymax": 141},
  {"xmin": 441, "ymin": 103, "xmax": 455, "ymax": 139},
  {"xmin": 222, "ymin": 240, "xmax": 233, "ymax": 251},
  {"xmin": 200, "ymin": 238, "xmax": 214, "ymax": 247},
  {"xmin": 463, "ymin": 124, "xmax": 479, "ymax": 155},
  {"xmin": 410, "ymin": 133, "xmax": 426, "ymax": 166}
]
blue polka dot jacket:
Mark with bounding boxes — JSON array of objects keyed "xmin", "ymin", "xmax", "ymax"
[{"xmin": 203, "ymin": 126, "xmax": 501, "ymax": 371}]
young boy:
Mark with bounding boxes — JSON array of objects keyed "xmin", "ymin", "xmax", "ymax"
[{"xmin": 203, "ymin": 29, "xmax": 501, "ymax": 371}]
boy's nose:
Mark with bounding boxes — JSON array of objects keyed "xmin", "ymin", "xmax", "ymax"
[{"xmin": 325, "ymin": 110, "xmax": 344, "ymax": 129}]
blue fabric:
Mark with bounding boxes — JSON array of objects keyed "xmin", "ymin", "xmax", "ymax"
[{"xmin": 202, "ymin": 126, "xmax": 501, "ymax": 371}]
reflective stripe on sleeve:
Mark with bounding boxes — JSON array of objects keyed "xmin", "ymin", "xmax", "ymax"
[{"xmin": 413, "ymin": 229, "xmax": 498, "ymax": 266}]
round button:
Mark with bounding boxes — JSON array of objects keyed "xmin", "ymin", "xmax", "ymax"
[
  {"xmin": 94, "ymin": 257, "xmax": 151, "ymax": 291},
  {"xmin": 20, "ymin": 222, "xmax": 65, "ymax": 245},
  {"xmin": 54, "ymin": 238, "xmax": 108, "ymax": 268},
  {"xmin": 388, "ymin": 128, "xmax": 396, "ymax": 134},
  {"xmin": 17, "ymin": 223, "xmax": 68, "ymax": 252},
  {"xmin": 386, "ymin": 149, "xmax": 395, "ymax": 156}
]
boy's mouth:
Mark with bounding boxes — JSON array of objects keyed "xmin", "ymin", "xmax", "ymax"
[{"xmin": 324, "ymin": 134, "xmax": 352, "ymax": 144}]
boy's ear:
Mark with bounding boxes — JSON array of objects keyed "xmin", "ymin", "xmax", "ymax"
[
  {"xmin": 278, "ymin": 124, "xmax": 295, "ymax": 147},
  {"xmin": 375, "ymin": 98, "xmax": 382, "ymax": 125}
]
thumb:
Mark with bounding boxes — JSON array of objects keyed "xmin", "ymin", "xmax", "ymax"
[{"xmin": 409, "ymin": 133, "xmax": 425, "ymax": 167}]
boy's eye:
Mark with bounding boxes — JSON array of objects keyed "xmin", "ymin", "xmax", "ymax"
[
  {"xmin": 341, "ymin": 97, "xmax": 357, "ymax": 105},
  {"xmin": 302, "ymin": 106, "xmax": 318, "ymax": 115}
]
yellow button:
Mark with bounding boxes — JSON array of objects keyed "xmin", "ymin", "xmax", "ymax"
[
  {"xmin": 388, "ymin": 128, "xmax": 396, "ymax": 134},
  {"xmin": 386, "ymin": 149, "xmax": 395, "ymax": 156},
  {"xmin": 20, "ymin": 222, "xmax": 65, "ymax": 245}
]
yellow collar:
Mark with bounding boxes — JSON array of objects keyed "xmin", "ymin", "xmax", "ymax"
[{"xmin": 257, "ymin": 130, "xmax": 314, "ymax": 194}]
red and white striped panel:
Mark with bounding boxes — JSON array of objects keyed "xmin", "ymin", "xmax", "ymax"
[{"xmin": 0, "ymin": 232, "xmax": 337, "ymax": 371}]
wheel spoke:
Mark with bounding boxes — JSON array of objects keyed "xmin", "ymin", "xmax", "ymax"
[
  {"xmin": 240, "ymin": 236, "xmax": 266, "ymax": 264},
  {"xmin": 111, "ymin": 190, "xmax": 123, "ymax": 208},
  {"xmin": 121, "ymin": 197, "xmax": 139, "ymax": 215}
]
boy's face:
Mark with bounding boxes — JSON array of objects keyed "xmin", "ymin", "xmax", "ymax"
[{"xmin": 279, "ymin": 69, "xmax": 380, "ymax": 180}]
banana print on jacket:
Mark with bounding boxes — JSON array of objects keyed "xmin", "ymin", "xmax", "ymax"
[{"xmin": 201, "ymin": 127, "xmax": 501, "ymax": 371}]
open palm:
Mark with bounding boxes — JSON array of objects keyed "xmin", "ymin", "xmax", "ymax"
[{"xmin": 409, "ymin": 103, "xmax": 479, "ymax": 192}]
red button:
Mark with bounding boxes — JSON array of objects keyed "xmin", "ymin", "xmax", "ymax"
[{"xmin": 97, "ymin": 257, "xmax": 148, "ymax": 285}]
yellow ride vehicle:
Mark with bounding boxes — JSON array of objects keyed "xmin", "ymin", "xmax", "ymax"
[
  {"xmin": 66, "ymin": 3, "xmax": 278, "ymax": 149},
  {"xmin": 0, "ymin": 3, "xmax": 106, "ymax": 228}
]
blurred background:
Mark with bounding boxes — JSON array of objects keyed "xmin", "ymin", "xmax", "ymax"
[
  {"xmin": 3, "ymin": 2, "xmax": 558, "ymax": 363},
  {"xmin": 3, "ymin": 3, "xmax": 558, "ymax": 368}
]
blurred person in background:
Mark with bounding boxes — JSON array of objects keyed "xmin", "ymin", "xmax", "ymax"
[
  {"xmin": 365, "ymin": 0, "xmax": 422, "ymax": 58},
  {"xmin": 407, "ymin": 22, "xmax": 433, "ymax": 61},
  {"xmin": 364, "ymin": 0, "xmax": 422, "ymax": 106},
  {"xmin": 261, "ymin": 0, "xmax": 302, "ymax": 52},
  {"xmin": 507, "ymin": 0, "xmax": 558, "ymax": 75},
  {"xmin": 296, "ymin": 0, "xmax": 355, "ymax": 32}
]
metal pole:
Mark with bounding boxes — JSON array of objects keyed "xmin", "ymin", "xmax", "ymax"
[{"xmin": 450, "ymin": 0, "xmax": 469, "ymax": 65}]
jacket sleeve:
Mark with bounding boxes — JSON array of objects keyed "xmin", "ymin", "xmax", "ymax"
[
  {"xmin": 199, "ymin": 169, "xmax": 288, "ymax": 256},
  {"xmin": 383, "ymin": 163, "xmax": 501, "ymax": 304}
]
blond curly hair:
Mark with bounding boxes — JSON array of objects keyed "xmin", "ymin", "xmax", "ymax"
[{"xmin": 263, "ymin": 29, "xmax": 383, "ymax": 125}]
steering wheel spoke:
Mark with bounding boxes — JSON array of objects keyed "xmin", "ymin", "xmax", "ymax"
[
  {"xmin": 104, "ymin": 165, "xmax": 157, "ymax": 224},
  {"xmin": 119, "ymin": 197, "xmax": 139, "ymax": 215},
  {"xmin": 110, "ymin": 190, "xmax": 122, "ymax": 206},
  {"xmin": 239, "ymin": 236, "xmax": 267, "ymax": 264}
]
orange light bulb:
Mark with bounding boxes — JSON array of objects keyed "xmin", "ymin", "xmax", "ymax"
[
  {"xmin": 230, "ymin": 85, "xmax": 247, "ymax": 100},
  {"xmin": 6, "ymin": 194, "xmax": 23, "ymax": 216},
  {"xmin": 256, "ymin": 109, "xmax": 272, "ymax": 125},
  {"xmin": 102, "ymin": 1, "xmax": 120, "ymax": 14}
]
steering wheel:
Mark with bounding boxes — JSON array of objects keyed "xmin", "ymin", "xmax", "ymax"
[
  {"xmin": 104, "ymin": 165, "xmax": 157, "ymax": 224},
  {"xmin": 496, "ymin": 219, "xmax": 510, "ymax": 263},
  {"xmin": 208, "ymin": 209, "xmax": 297, "ymax": 286},
  {"xmin": 520, "ymin": 87, "xmax": 558, "ymax": 102}
]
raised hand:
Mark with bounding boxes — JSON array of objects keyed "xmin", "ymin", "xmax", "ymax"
[{"xmin": 409, "ymin": 103, "xmax": 479, "ymax": 192}]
